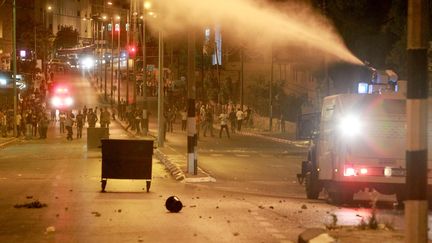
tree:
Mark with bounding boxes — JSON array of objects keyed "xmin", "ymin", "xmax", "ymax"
[
  {"xmin": 383, "ymin": 1, "xmax": 407, "ymax": 78},
  {"xmin": 53, "ymin": 26, "xmax": 79, "ymax": 49},
  {"xmin": 15, "ymin": 13, "xmax": 53, "ymax": 73}
]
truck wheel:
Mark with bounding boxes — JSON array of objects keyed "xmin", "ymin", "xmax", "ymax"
[
  {"xmin": 328, "ymin": 190, "xmax": 353, "ymax": 205},
  {"xmin": 305, "ymin": 173, "xmax": 321, "ymax": 199}
]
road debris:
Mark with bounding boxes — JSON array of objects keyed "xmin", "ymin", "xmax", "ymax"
[
  {"xmin": 91, "ymin": 211, "xmax": 101, "ymax": 217},
  {"xmin": 45, "ymin": 226, "xmax": 56, "ymax": 233},
  {"xmin": 301, "ymin": 204, "xmax": 308, "ymax": 210},
  {"xmin": 165, "ymin": 196, "xmax": 183, "ymax": 213},
  {"xmin": 14, "ymin": 200, "xmax": 47, "ymax": 209}
]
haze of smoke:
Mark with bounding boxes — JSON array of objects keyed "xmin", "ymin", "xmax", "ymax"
[{"xmin": 152, "ymin": 0, "xmax": 362, "ymax": 65}]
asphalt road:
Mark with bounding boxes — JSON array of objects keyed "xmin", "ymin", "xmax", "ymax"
[{"xmin": 0, "ymin": 72, "xmax": 429, "ymax": 242}]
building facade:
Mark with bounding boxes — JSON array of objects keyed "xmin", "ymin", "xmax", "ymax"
[{"xmin": 36, "ymin": 0, "xmax": 93, "ymax": 45}]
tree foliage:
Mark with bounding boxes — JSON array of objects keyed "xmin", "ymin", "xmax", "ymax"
[{"xmin": 53, "ymin": 26, "xmax": 79, "ymax": 49}]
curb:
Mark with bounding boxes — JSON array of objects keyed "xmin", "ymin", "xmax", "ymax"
[
  {"xmin": 0, "ymin": 138, "xmax": 18, "ymax": 148},
  {"xmin": 238, "ymin": 130, "xmax": 310, "ymax": 148},
  {"xmin": 298, "ymin": 228, "xmax": 335, "ymax": 243},
  {"xmin": 154, "ymin": 150, "xmax": 186, "ymax": 181}
]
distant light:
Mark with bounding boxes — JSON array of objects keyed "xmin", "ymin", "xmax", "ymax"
[
  {"xmin": 20, "ymin": 50, "xmax": 26, "ymax": 58},
  {"xmin": 81, "ymin": 57, "xmax": 94, "ymax": 69},
  {"xmin": 360, "ymin": 168, "xmax": 368, "ymax": 175},
  {"xmin": 116, "ymin": 15, "xmax": 120, "ymax": 20},
  {"xmin": 358, "ymin": 82, "xmax": 368, "ymax": 94},
  {"xmin": 102, "ymin": 15, "xmax": 107, "ymax": 20},
  {"xmin": 47, "ymin": 5, "xmax": 52, "ymax": 11},
  {"xmin": 140, "ymin": 16, "xmax": 143, "ymax": 19},
  {"xmin": 115, "ymin": 23, "xmax": 120, "ymax": 32},
  {"xmin": 107, "ymin": 1, "xmax": 112, "ymax": 5},
  {"xmin": 144, "ymin": 1, "xmax": 152, "ymax": 10},
  {"xmin": 0, "ymin": 78, "xmax": 6, "ymax": 86},
  {"xmin": 133, "ymin": 12, "xmax": 138, "ymax": 16}
]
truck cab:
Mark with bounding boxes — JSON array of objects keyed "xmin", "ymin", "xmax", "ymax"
[{"xmin": 298, "ymin": 92, "xmax": 432, "ymax": 204}]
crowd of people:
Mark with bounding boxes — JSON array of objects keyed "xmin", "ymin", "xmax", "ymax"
[
  {"xmin": 0, "ymin": 72, "xmax": 50, "ymax": 139},
  {"xmin": 156, "ymin": 102, "xmax": 254, "ymax": 140}
]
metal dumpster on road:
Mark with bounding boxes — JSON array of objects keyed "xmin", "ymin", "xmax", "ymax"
[
  {"xmin": 87, "ymin": 127, "xmax": 109, "ymax": 149},
  {"xmin": 101, "ymin": 139, "xmax": 154, "ymax": 192}
]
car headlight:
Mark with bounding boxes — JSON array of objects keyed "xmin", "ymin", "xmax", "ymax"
[
  {"xmin": 65, "ymin": 97, "xmax": 74, "ymax": 106},
  {"xmin": 0, "ymin": 78, "xmax": 6, "ymax": 86},
  {"xmin": 339, "ymin": 115, "xmax": 362, "ymax": 136}
]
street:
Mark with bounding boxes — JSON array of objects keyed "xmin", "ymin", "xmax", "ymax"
[{"xmin": 0, "ymin": 72, "xmax": 423, "ymax": 242}]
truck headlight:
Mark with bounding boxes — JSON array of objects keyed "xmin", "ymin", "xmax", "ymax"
[
  {"xmin": 65, "ymin": 97, "xmax": 74, "ymax": 106},
  {"xmin": 339, "ymin": 115, "xmax": 362, "ymax": 136}
]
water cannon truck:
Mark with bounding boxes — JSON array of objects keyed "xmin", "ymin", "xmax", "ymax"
[{"xmin": 296, "ymin": 69, "xmax": 432, "ymax": 205}]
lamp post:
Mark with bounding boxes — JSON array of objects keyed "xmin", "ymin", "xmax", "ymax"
[
  {"xmin": 110, "ymin": 17, "xmax": 114, "ymax": 107},
  {"xmin": 12, "ymin": 0, "xmax": 17, "ymax": 137},
  {"xmin": 141, "ymin": 1, "xmax": 152, "ymax": 135},
  {"xmin": 157, "ymin": 26, "xmax": 164, "ymax": 147},
  {"xmin": 102, "ymin": 15, "xmax": 108, "ymax": 101},
  {"xmin": 116, "ymin": 15, "xmax": 121, "ymax": 108}
]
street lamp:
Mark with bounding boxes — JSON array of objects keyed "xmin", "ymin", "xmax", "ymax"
[{"xmin": 115, "ymin": 15, "xmax": 121, "ymax": 108}]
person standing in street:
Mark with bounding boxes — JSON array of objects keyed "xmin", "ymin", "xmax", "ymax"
[
  {"xmin": 65, "ymin": 112, "xmax": 74, "ymax": 141},
  {"xmin": 180, "ymin": 109, "xmax": 187, "ymax": 131},
  {"xmin": 0, "ymin": 111, "xmax": 7, "ymax": 137},
  {"xmin": 236, "ymin": 108, "xmax": 244, "ymax": 132},
  {"xmin": 219, "ymin": 110, "xmax": 230, "ymax": 138},
  {"xmin": 100, "ymin": 108, "xmax": 111, "ymax": 128},
  {"xmin": 87, "ymin": 109, "xmax": 98, "ymax": 128},
  {"xmin": 38, "ymin": 114, "xmax": 49, "ymax": 139},
  {"xmin": 229, "ymin": 108, "xmax": 236, "ymax": 134},
  {"xmin": 166, "ymin": 108, "xmax": 174, "ymax": 133},
  {"xmin": 203, "ymin": 106, "xmax": 214, "ymax": 137},
  {"xmin": 25, "ymin": 110, "xmax": 33, "ymax": 139},
  {"xmin": 16, "ymin": 112, "xmax": 22, "ymax": 137},
  {"xmin": 134, "ymin": 109, "xmax": 142, "ymax": 135},
  {"xmin": 82, "ymin": 105, "xmax": 88, "ymax": 123},
  {"xmin": 59, "ymin": 111, "xmax": 66, "ymax": 133},
  {"xmin": 76, "ymin": 110, "xmax": 84, "ymax": 139}
]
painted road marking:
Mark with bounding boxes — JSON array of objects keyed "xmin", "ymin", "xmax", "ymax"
[
  {"xmin": 254, "ymin": 216, "xmax": 267, "ymax": 221},
  {"xmin": 272, "ymin": 233, "xmax": 287, "ymax": 239},
  {"xmin": 259, "ymin": 221, "xmax": 272, "ymax": 227},
  {"xmin": 210, "ymin": 154, "xmax": 224, "ymax": 157},
  {"xmin": 265, "ymin": 228, "xmax": 279, "ymax": 233},
  {"xmin": 235, "ymin": 154, "xmax": 250, "ymax": 157}
]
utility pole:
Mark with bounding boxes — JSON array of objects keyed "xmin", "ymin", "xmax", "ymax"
[
  {"xmin": 126, "ymin": 12, "xmax": 130, "ymax": 105},
  {"xmin": 96, "ymin": 22, "xmax": 99, "ymax": 88},
  {"xmin": 157, "ymin": 29, "xmax": 165, "ymax": 147},
  {"xmin": 117, "ymin": 19, "xmax": 121, "ymax": 107},
  {"xmin": 405, "ymin": 0, "xmax": 429, "ymax": 242},
  {"xmin": 269, "ymin": 46, "xmax": 274, "ymax": 132},
  {"xmin": 140, "ymin": 11, "xmax": 148, "ymax": 135},
  {"xmin": 110, "ymin": 19, "xmax": 114, "ymax": 107},
  {"xmin": 240, "ymin": 45, "xmax": 244, "ymax": 111},
  {"xmin": 12, "ymin": 0, "xmax": 17, "ymax": 137},
  {"xmin": 187, "ymin": 30, "xmax": 197, "ymax": 175}
]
